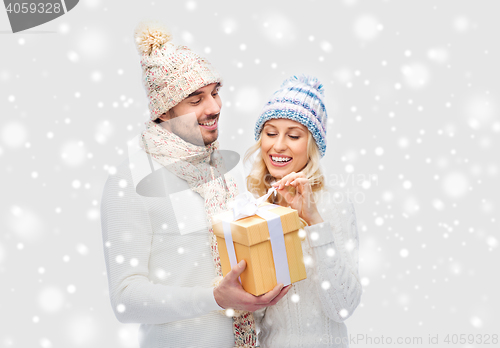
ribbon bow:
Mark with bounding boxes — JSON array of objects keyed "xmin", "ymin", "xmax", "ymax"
[{"xmin": 231, "ymin": 187, "xmax": 277, "ymax": 221}]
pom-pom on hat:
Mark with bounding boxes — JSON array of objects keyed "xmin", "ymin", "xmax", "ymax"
[
  {"xmin": 134, "ymin": 20, "xmax": 223, "ymax": 121},
  {"xmin": 254, "ymin": 74, "xmax": 328, "ymax": 157}
]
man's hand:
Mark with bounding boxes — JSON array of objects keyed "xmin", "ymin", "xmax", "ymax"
[{"xmin": 213, "ymin": 260, "xmax": 291, "ymax": 312}]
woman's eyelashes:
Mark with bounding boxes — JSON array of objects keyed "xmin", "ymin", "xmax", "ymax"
[{"xmin": 265, "ymin": 132, "xmax": 300, "ymax": 139}]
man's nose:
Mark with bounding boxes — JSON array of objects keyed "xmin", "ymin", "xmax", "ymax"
[{"xmin": 205, "ymin": 95, "xmax": 221, "ymax": 116}]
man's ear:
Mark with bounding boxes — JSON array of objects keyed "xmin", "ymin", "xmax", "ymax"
[
  {"xmin": 158, "ymin": 113, "xmax": 168, "ymax": 122},
  {"xmin": 159, "ymin": 109, "xmax": 176, "ymax": 122}
]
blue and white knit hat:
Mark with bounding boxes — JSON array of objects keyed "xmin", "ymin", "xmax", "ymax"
[{"xmin": 254, "ymin": 74, "xmax": 328, "ymax": 157}]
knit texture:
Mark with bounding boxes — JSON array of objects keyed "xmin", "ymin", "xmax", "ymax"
[
  {"xmin": 134, "ymin": 20, "xmax": 223, "ymax": 121},
  {"xmin": 140, "ymin": 121, "xmax": 257, "ymax": 347},
  {"xmin": 255, "ymin": 188, "xmax": 362, "ymax": 347},
  {"xmin": 100, "ymin": 158, "xmax": 235, "ymax": 347},
  {"xmin": 254, "ymin": 75, "xmax": 328, "ymax": 157}
]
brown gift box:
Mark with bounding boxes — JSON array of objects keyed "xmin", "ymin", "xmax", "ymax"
[{"xmin": 211, "ymin": 203, "xmax": 307, "ymax": 296}]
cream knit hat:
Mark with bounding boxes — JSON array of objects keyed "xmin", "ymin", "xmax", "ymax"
[{"xmin": 134, "ymin": 21, "xmax": 223, "ymax": 121}]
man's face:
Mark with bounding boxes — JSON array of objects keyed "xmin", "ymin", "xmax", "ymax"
[{"xmin": 158, "ymin": 83, "xmax": 222, "ymax": 146}]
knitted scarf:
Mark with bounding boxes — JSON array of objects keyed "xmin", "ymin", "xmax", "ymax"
[{"xmin": 140, "ymin": 120, "xmax": 257, "ymax": 348}]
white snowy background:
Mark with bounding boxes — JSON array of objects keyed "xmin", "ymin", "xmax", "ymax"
[{"xmin": 1, "ymin": 0, "xmax": 498, "ymax": 347}]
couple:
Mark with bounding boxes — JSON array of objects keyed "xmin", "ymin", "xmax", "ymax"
[{"xmin": 100, "ymin": 21, "xmax": 361, "ymax": 348}]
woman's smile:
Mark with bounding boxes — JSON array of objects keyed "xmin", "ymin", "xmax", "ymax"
[{"xmin": 269, "ymin": 154, "xmax": 293, "ymax": 166}]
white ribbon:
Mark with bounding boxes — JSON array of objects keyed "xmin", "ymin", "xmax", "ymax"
[
  {"xmin": 231, "ymin": 187, "xmax": 276, "ymax": 220},
  {"xmin": 221, "ymin": 188, "xmax": 292, "ymax": 287},
  {"xmin": 222, "ymin": 219, "xmax": 238, "ymax": 271}
]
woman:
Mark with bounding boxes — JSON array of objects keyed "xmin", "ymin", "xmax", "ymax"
[{"xmin": 245, "ymin": 75, "xmax": 362, "ymax": 347}]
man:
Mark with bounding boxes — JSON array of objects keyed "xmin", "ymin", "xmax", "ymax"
[{"xmin": 99, "ymin": 21, "xmax": 290, "ymax": 348}]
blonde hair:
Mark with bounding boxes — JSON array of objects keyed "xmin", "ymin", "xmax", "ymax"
[{"xmin": 244, "ymin": 130, "xmax": 325, "ymax": 201}]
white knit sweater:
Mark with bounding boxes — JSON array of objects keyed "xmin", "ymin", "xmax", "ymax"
[
  {"xmin": 100, "ymin": 156, "xmax": 236, "ymax": 348},
  {"xmin": 254, "ymin": 188, "xmax": 362, "ymax": 348}
]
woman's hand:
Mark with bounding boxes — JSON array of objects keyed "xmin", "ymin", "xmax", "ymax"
[{"xmin": 272, "ymin": 172, "xmax": 324, "ymax": 226}]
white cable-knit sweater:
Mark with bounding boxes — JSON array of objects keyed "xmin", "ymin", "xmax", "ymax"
[
  {"xmin": 100, "ymin": 156, "xmax": 236, "ymax": 348},
  {"xmin": 254, "ymin": 188, "xmax": 362, "ymax": 348}
]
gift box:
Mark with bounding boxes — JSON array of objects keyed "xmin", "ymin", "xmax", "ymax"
[{"xmin": 211, "ymin": 202, "xmax": 307, "ymax": 296}]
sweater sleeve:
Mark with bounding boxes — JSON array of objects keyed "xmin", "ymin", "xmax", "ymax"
[
  {"xmin": 302, "ymin": 189, "xmax": 362, "ymax": 323},
  {"xmin": 100, "ymin": 171, "xmax": 223, "ymax": 325}
]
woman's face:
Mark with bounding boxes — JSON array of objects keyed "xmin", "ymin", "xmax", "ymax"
[{"xmin": 261, "ymin": 119, "xmax": 309, "ymax": 179}]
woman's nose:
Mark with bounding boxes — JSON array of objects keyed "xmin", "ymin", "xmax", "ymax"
[{"xmin": 273, "ymin": 135, "xmax": 287, "ymax": 152}]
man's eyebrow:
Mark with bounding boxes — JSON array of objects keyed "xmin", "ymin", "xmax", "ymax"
[
  {"xmin": 186, "ymin": 83, "xmax": 221, "ymax": 98},
  {"xmin": 187, "ymin": 90, "xmax": 203, "ymax": 98}
]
